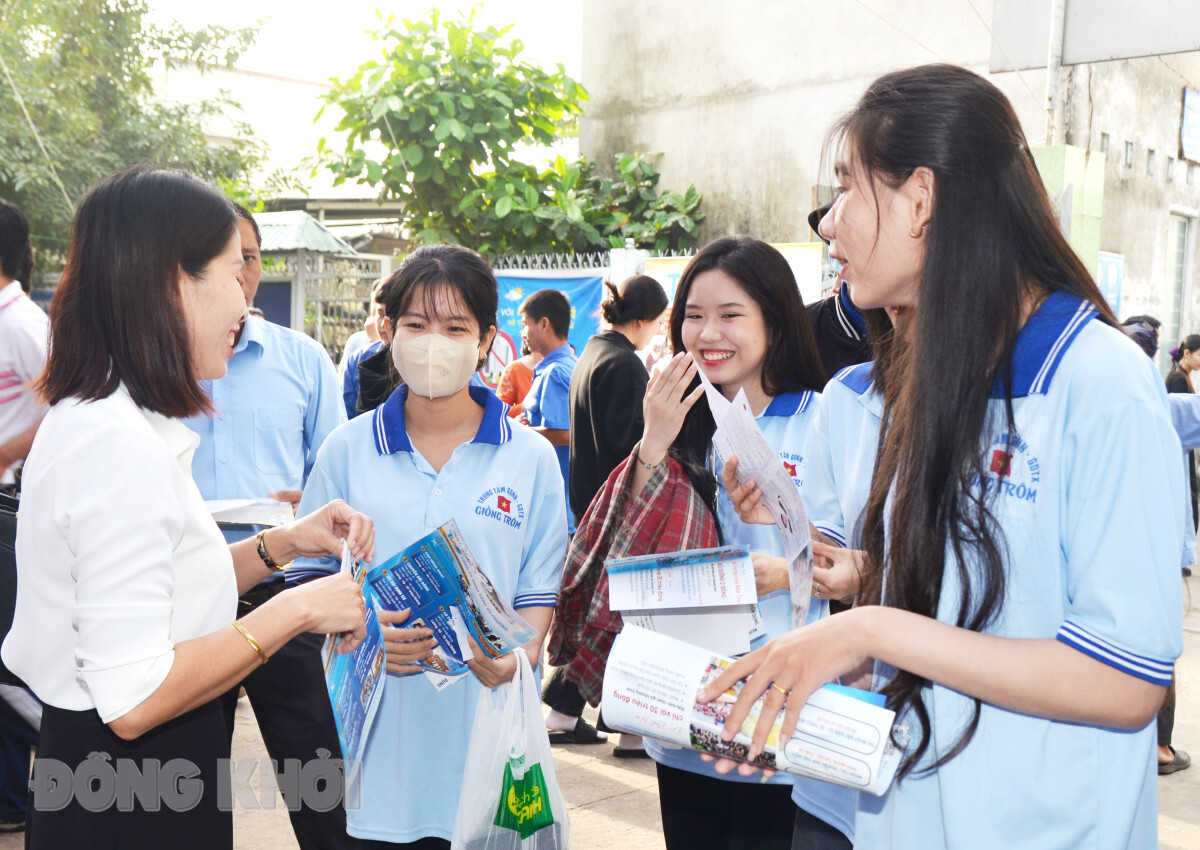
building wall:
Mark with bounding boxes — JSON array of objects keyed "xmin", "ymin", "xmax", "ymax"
[{"xmin": 580, "ymin": 0, "xmax": 1200, "ymax": 354}]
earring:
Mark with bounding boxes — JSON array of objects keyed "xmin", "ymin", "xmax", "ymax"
[{"xmin": 909, "ymin": 224, "xmax": 927, "ymax": 239}]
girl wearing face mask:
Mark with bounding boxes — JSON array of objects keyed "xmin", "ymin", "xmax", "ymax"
[
  {"xmin": 293, "ymin": 244, "xmax": 568, "ymax": 848},
  {"xmin": 629, "ymin": 236, "xmax": 836, "ymax": 850}
]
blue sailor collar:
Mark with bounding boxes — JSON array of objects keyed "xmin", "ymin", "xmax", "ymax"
[
  {"xmin": 763, "ymin": 389, "xmax": 816, "ymax": 417},
  {"xmin": 372, "ymin": 383, "xmax": 513, "ymax": 455},
  {"xmin": 990, "ymin": 290, "xmax": 1100, "ymax": 399},
  {"xmin": 834, "ymin": 362, "xmax": 874, "ymax": 396}
]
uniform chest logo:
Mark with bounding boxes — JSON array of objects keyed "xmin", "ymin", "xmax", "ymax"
[
  {"xmin": 476, "ymin": 486, "xmax": 525, "ymax": 529},
  {"xmin": 975, "ymin": 434, "xmax": 1040, "ymax": 504},
  {"xmin": 778, "ymin": 452, "xmax": 804, "ymax": 488}
]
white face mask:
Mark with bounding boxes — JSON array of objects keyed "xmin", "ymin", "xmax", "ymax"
[{"xmin": 392, "ymin": 333, "xmax": 480, "ymax": 399}]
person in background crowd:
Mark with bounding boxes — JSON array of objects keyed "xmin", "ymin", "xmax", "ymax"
[
  {"xmin": 633, "ymin": 236, "xmax": 830, "ymax": 850},
  {"xmin": 0, "ymin": 199, "xmax": 48, "ymax": 494},
  {"xmin": 342, "ymin": 281, "xmax": 389, "ymax": 419},
  {"xmin": 542, "ymin": 274, "xmax": 668, "ymax": 754},
  {"xmin": 1121, "ymin": 314, "xmax": 1161, "ymax": 359},
  {"xmin": 704, "ymin": 64, "xmax": 1184, "ymax": 850},
  {"xmin": 806, "ymin": 202, "xmax": 869, "ymax": 382},
  {"xmin": 495, "ymin": 342, "xmax": 542, "ymax": 419},
  {"xmin": 183, "ymin": 205, "xmax": 352, "ymax": 849},
  {"xmin": 2, "ymin": 165, "xmax": 370, "ymax": 849},
  {"xmin": 517, "ymin": 289, "xmax": 578, "ymax": 531},
  {"xmin": 293, "ymin": 244, "xmax": 567, "ymax": 848},
  {"xmin": 338, "ymin": 277, "xmax": 385, "ymax": 379},
  {"xmin": 1167, "ymin": 334, "xmax": 1200, "ymax": 573},
  {"xmin": 0, "ymin": 197, "xmax": 48, "ymax": 835}
]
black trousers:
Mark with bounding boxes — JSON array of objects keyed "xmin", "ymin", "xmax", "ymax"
[
  {"xmin": 28, "ymin": 701, "xmax": 231, "ymax": 850},
  {"xmin": 656, "ymin": 762, "xmax": 796, "ymax": 850},
  {"xmin": 219, "ymin": 628, "xmax": 357, "ymax": 850},
  {"xmin": 1157, "ymin": 674, "xmax": 1176, "ymax": 748},
  {"xmin": 541, "ymin": 665, "xmax": 587, "ymax": 717}
]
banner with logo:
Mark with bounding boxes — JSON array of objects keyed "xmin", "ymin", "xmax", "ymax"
[{"xmin": 483, "ymin": 271, "xmax": 604, "ymax": 386}]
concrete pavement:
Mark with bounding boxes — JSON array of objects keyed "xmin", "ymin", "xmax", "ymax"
[{"xmin": 6, "ymin": 580, "xmax": 1200, "ymax": 848}]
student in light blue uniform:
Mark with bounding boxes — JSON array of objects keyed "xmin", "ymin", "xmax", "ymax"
[
  {"xmin": 630, "ymin": 236, "xmax": 832, "ymax": 850},
  {"xmin": 701, "ymin": 66, "xmax": 1185, "ymax": 850},
  {"xmin": 292, "ymin": 244, "xmax": 567, "ymax": 848}
]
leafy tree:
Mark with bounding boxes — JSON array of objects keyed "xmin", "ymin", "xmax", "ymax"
[
  {"xmin": 316, "ymin": 7, "xmax": 703, "ymax": 256},
  {"xmin": 0, "ymin": 0, "xmax": 266, "ymax": 264}
]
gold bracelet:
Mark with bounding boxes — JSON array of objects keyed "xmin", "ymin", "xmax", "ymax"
[
  {"xmin": 255, "ymin": 528, "xmax": 292, "ymax": 572},
  {"xmin": 232, "ymin": 621, "xmax": 269, "ymax": 665}
]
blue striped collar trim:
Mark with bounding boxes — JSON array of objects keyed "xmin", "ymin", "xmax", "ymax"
[
  {"xmin": 763, "ymin": 390, "xmax": 815, "ymax": 417},
  {"xmin": 373, "ymin": 384, "xmax": 512, "ymax": 455},
  {"xmin": 1056, "ymin": 621, "xmax": 1173, "ymax": 686},
  {"xmin": 813, "ymin": 522, "xmax": 847, "ymax": 547},
  {"xmin": 513, "ymin": 591, "xmax": 558, "ymax": 609},
  {"xmin": 833, "ymin": 362, "xmax": 874, "ymax": 396},
  {"xmin": 991, "ymin": 291, "xmax": 1099, "ymax": 399}
]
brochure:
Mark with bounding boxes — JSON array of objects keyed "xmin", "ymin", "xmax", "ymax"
[
  {"xmin": 364, "ymin": 520, "xmax": 536, "ymax": 679},
  {"xmin": 697, "ymin": 368, "xmax": 815, "ymax": 629},
  {"xmin": 205, "ymin": 498, "xmax": 294, "ymax": 529},
  {"xmin": 602, "ymin": 626, "xmax": 905, "ymax": 794},
  {"xmin": 321, "ymin": 541, "xmax": 387, "ymax": 767},
  {"xmin": 606, "ymin": 546, "xmax": 758, "ymax": 656}
]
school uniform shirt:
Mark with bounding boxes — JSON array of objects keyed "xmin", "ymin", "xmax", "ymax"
[
  {"xmin": 186, "ymin": 315, "xmax": 345, "ymax": 511},
  {"xmin": 0, "ymin": 281, "xmax": 49, "ymax": 485},
  {"xmin": 292, "ymin": 384, "xmax": 567, "ymax": 843},
  {"xmin": 1165, "ymin": 393, "xmax": 1200, "ymax": 566},
  {"xmin": 804, "ymin": 362, "xmax": 883, "ymax": 549},
  {"xmin": 523, "ymin": 343, "xmax": 577, "ymax": 530},
  {"xmin": 786, "ymin": 364, "xmax": 883, "ymax": 841},
  {"xmin": 646, "ymin": 390, "xmax": 822, "ymax": 792},
  {"xmin": 3, "ymin": 387, "xmax": 237, "ymax": 721},
  {"xmin": 854, "ymin": 292, "xmax": 1185, "ymax": 850},
  {"xmin": 342, "ymin": 339, "xmax": 385, "ymax": 420}
]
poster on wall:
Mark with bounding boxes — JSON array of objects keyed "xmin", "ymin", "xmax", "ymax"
[
  {"xmin": 479, "ymin": 271, "xmax": 604, "ymax": 386},
  {"xmin": 1096, "ymin": 251, "xmax": 1124, "ymax": 316}
]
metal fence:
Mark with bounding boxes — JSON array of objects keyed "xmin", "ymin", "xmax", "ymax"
[{"xmin": 261, "ymin": 250, "xmax": 393, "ymax": 362}]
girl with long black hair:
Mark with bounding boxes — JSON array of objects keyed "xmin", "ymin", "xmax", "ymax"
[
  {"xmin": 703, "ymin": 65, "xmax": 1184, "ymax": 849},
  {"xmin": 630, "ymin": 236, "xmax": 839, "ymax": 849}
]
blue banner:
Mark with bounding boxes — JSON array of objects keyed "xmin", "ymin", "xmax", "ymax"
[{"xmin": 481, "ymin": 272, "xmax": 604, "ymax": 386}]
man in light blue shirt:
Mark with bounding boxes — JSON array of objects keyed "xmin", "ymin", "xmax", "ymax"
[
  {"xmin": 517, "ymin": 289, "xmax": 577, "ymax": 531},
  {"xmin": 184, "ymin": 207, "xmax": 350, "ymax": 850}
]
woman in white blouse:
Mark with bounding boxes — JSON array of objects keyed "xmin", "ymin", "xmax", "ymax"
[{"xmin": 1, "ymin": 166, "xmax": 373, "ymax": 849}]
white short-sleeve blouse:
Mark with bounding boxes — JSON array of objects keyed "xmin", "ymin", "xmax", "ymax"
[{"xmin": 1, "ymin": 387, "xmax": 238, "ymax": 722}]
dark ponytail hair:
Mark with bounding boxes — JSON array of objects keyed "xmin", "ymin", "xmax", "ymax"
[
  {"xmin": 840, "ymin": 65, "xmax": 1118, "ymax": 779},
  {"xmin": 665, "ymin": 236, "xmax": 826, "ymax": 526},
  {"xmin": 601, "ymin": 274, "xmax": 668, "ymax": 326},
  {"xmin": 1170, "ymin": 334, "xmax": 1200, "ymax": 365}
]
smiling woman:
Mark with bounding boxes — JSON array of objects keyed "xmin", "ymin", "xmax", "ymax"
[{"xmin": 2, "ymin": 166, "xmax": 374, "ymax": 849}]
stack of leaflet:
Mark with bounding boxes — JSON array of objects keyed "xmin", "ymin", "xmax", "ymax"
[{"xmin": 606, "ymin": 546, "xmax": 759, "ymax": 656}]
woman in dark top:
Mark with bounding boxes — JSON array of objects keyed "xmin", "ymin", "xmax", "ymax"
[
  {"xmin": 542, "ymin": 274, "xmax": 666, "ymax": 751},
  {"xmin": 567, "ymin": 274, "xmax": 669, "ymax": 523}
]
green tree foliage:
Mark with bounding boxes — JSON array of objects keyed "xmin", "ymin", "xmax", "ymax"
[
  {"xmin": 316, "ymin": 7, "xmax": 703, "ymax": 256},
  {"xmin": 0, "ymin": 0, "xmax": 266, "ymax": 263}
]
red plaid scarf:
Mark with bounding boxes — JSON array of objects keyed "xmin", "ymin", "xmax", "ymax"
[{"xmin": 546, "ymin": 446, "xmax": 719, "ymax": 705}]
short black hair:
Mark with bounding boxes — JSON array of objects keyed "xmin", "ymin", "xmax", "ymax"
[
  {"xmin": 1122, "ymin": 314, "xmax": 1161, "ymax": 329},
  {"xmin": 0, "ymin": 198, "xmax": 33, "ymax": 291},
  {"xmin": 37, "ymin": 166, "xmax": 237, "ymax": 417},
  {"xmin": 520, "ymin": 288, "xmax": 571, "ymax": 340},
  {"xmin": 233, "ymin": 203, "xmax": 262, "ymax": 249}
]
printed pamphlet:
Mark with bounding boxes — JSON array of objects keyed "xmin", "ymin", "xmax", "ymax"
[
  {"xmin": 606, "ymin": 545, "xmax": 758, "ymax": 656},
  {"xmin": 602, "ymin": 626, "xmax": 905, "ymax": 794},
  {"xmin": 205, "ymin": 498, "xmax": 294, "ymax": 529},
  {"xmin": 697, "ymin": 368, "xmax": 815, "ymax": 629},
  {"xmin": 364, "ymin": 520, "xmax": 536, "ymax": 679},
  {"xmin": 322, "ymin": 541, "xmax": 387, "ymax": 767}
]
